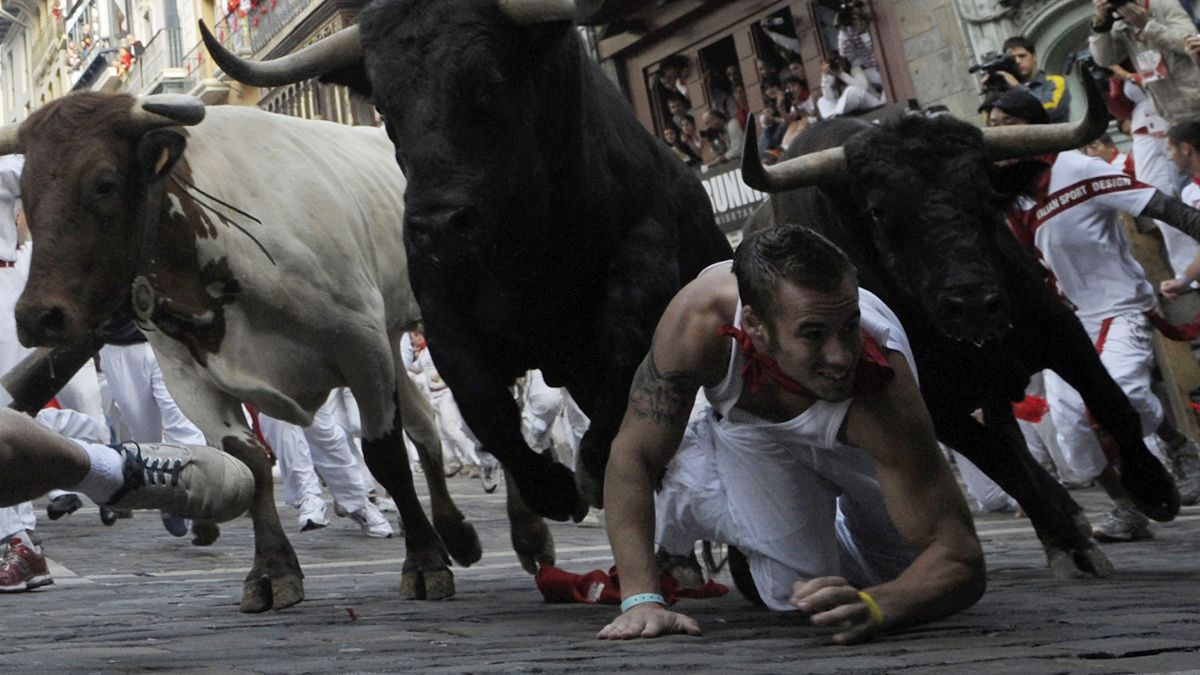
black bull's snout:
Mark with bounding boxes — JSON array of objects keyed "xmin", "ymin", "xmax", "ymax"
[
  {"xmin": 934, "ymin": 284, "xmax": 1011, "ymax": 345},
  {"xmin": 15, "ymin": 300, "xmax": 72, "ymax": 348}
]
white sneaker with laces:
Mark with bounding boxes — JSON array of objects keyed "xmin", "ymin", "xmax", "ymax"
[
  {"xmin": 1093, "ymin": 505, "xmax": 1152, "ymax": 542},
  {"xmin": 1167, "ymin": 439, "xmax": 1200, "ymax": 506},
  {"xmin": 297, "ymin": 495, "xmax": 329, "ymax": 532},
  {"xmin": 348, "ymin": 503, "xmax": 393, "ymax": 538}
]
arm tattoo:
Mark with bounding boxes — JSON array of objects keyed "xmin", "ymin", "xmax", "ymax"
[{"xmin": 628, "ymin": 350, "xmax": 695, "ymax": 426}]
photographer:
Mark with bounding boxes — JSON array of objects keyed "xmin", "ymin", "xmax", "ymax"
[
  {"xmin": 818, "ymin": 54, "xmax": 883, "ymax": 119},
  {"xmin": 1089, "ymin": 0, "xmax": 1200, "ymax": 124},
  {"xmin": 979, "ymin": 36, "xmax": 1071, "ymax": 122}
]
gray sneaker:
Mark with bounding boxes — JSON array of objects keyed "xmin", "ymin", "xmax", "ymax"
[
  {"xmin": 105, "ymin": 443, "xmax": 255, "ymax": 523},
  {"xmin": 1093, "ymin": 505, "xmax": 1153, "ymax": 542},
  {"xmin": 1167, "ymin": 440, "xmax": 1200, "ymax": 506}
]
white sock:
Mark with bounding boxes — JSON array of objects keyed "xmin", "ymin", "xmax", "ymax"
[{"xmin": 70, "ymin": 443, "xmax": 125, "ymax": 504}]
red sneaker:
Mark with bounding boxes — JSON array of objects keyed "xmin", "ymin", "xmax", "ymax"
[{"xmin": 0, "ymin": 538, "xmax": 54, "ymax": 592}]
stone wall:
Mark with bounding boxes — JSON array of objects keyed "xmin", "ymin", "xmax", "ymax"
[{"xmin": 890, "ymin": 0, "xmax": 981, "ymax": 119}]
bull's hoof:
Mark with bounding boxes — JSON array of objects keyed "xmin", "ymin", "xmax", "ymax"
[
  {"xmin": 1045, "ymin": 544, "xmax": 1114, "ymax": 580},
  {"xmin": 239, "ymin": 572, "xmax": 305, "ymax": 613},
  {"xmin": 512, "ymin": 519, "xmax": 555, "ymax": 575},
  {"xmin": 1121, "ymin": 453, "xmax": 1181, "ymax": 522},
  {"xmin": 519, "ymin": 459, "xmax": 587, "ymax": 523},
  {"xmin": 191, "ymin": 521, "xmax": 220, "ymax": 547},
  {"xmin": 400, "ymin": 569, "xmax": 455, "ymax": 600},
  {"xmin": 433, "ymin": 515, "xmax": 482, "ymax": 567}
]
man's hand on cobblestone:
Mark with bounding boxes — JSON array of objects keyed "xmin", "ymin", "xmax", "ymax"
[
  {"xmin": 790, "ymin": 576, "xmax": 881, "ymax": 645},
  {"xmin": 596, "ymin": 603, "xmax": 702, "ymax": 640}
]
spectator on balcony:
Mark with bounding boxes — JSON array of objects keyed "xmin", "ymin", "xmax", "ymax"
[
  {"xmin": 64, "ymin": 42, "xmax": 82, "ymax": 71},
  {"xmin": 662, "ymin": 127, "xmax": 700, "ymax": 167},
  {"xmin": 666, "ymin": 94, "xmax": 691, "ymax": 133},
  {"xmin": 115, "ymin": 47, "xmax": 132, "ymax": 78},
  {"xmin": 818, "ymin": 54, "xmax": 884, "ymax": 119},
  {"xmin": 732, "ymin": 83, "xmax": 750, "ymax": 130},
  {"xmin": 679, "ymin": 114, "xmax": 706, "ymax": 161},
  {"xmin": 701, "ymin": 108, "xmax": 743, "ymax": 166}
]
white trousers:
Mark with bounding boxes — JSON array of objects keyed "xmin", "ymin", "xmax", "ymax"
[
  {"xmin": 1045, "ymin": 313, "xmax": 1162, "ymax": 481},
  {"xmin": 521, "ymin": 370, "xmax": 563, "ymax": 452},
  {"xmin": 431, "ymin": 388, "xmax": 481, "ymax": 467},
  {"xmin": 656, "ymin": 408, "xmax": 916, "ymax": 611},
  {"xmin": 258, "ymin": 392, "xmax": 371, "ymax": 511},
  {"xmin": 99, "ymin": 342, "xmax": 205, "ymax": 445}
]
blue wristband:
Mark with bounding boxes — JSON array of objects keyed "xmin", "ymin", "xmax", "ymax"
[{"xmin": 621, "ymin": 593, "xmax": 666, "ymax": 613}]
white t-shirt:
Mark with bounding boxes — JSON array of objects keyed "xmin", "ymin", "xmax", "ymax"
[
  {"xmin": 1007, "ymin": 150, "xmax": 1157, "ymax": 328},
  {"xmin": 1182, "ymin": 178, "xmax": 1200, "ymax": 210}
]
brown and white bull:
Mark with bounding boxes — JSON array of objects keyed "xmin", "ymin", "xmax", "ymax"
[{"xmin": 1, "ymin": 92, "xmax": 482, "ymax": 612}]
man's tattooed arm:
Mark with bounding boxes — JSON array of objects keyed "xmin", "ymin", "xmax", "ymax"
[{"xmin": 627, "ymin": 349, "xmax": 697, "ymax": 426}]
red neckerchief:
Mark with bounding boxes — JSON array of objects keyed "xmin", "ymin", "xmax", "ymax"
[
  {"xmin": 1192, "ymin": 176, "xmax": 1200, "ymax": 189},
  {"xmin": 716, "ymin": 324, "xmax": 894, "ymax": 398}
]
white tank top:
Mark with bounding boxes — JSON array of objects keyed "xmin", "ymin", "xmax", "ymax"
[{"xmin": 702, "ymin": 273, "xmax": 916, "ymax": 451}]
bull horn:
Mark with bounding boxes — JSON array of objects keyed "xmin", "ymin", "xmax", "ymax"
[
  {"xmin": 740, "ymin": 115, "xmax": 846, "ymax": 192},
  {"xmin": 128, "ymin": 94, "xmax": 206, "ymax": 131},
  {"xmin": 497, "ymin": 0, "xmax": 578, "ymax": 24},
  {"xmin": 0, "ymin": 123, "xmax": 19, "ymax": 156},
  {"xmin": 981, "ymin": 66, "xmax": 1108, "ymax": 161},
  {"xmin": 199, "ymin": 20, "xmax": 362, "ymax": 88}
]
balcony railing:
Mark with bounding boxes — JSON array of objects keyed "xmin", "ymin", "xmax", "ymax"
[
  {"xmin": 179, "ymin": 39, "xmax": 206, "ymax": 94},
  {"xmin": 211, "ymin": 0, "xmax": 309, "ymax": 62},
  {"xmin": 120, "ymin": 27, "xmax": 184, "ymax": 94}
]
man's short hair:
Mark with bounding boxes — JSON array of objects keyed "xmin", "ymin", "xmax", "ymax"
[
  {"xmin": 979, "ymin": 87, "xmax": 1049, "ymax": 125},
  {"xmin": 1002, "ymin": 36, "xmax": 1036, "ymax": 54},
  {"xmin": 732, "ymin": 225, "xmax": 857, "ymax": 328},
  {"xmin": 762, "ymin": 74, "xmax": 783, "ymax": 91},
  {"xmin": 1095, "ymin": 133, "xmax": 1116, "ymax": 147},
  {"xmin": 1168, "ymin": 121, "xmax": 1200, "ymax": 149},
  {"xmin": 782, "ymin": 75, "xmax": 805, "ymax": 88}
]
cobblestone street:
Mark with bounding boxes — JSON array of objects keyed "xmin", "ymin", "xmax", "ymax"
[{"xmin": 7, "ymin": 473, "xmax": 1199, "ymax": 673}]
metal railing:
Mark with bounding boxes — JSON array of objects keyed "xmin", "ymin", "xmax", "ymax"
[
  {"xmin": 211, "ymin": 0, "xmax": 310, "ymax": 62},
  {"xmin": 120, "ymin": 27, "xmax": 184, "ymax": 95},
  {"xmin": 178, "ymin": 39, "xmax": 206, "ymax": 94}
]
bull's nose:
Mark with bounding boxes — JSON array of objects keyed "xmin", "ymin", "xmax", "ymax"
[
  {"xmin": 937, "ymin": 287, "xmax": 1010, "ymax": 341},
  {"xmin": 15, "ymin": 305, "xmax": 67, "ymax": 347}
]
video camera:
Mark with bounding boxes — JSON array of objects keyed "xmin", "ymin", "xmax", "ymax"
[{"xmin": 969, "ymin": 52, "xmax": 1020, "ymax": 95}]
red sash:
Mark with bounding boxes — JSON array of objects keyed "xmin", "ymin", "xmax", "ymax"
[{"xmin": 716, "ymin": 324, "xmax": 894, "ymax": 398}]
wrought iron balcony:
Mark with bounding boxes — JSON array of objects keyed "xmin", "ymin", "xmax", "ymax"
[{"xmin": 120, "ymin": 27, "xmax": 185, "ymax": 95}]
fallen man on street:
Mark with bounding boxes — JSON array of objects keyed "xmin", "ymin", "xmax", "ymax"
[{"xmin": 599, "ymin": 225, "xmax": 985, "ymax": 644}]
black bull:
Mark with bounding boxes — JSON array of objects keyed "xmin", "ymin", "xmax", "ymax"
[
  {"xmin": 743, "ymin": 109, "xmax": 1180, "ymax": 576},
  {"xmin": 200, "ymin": 0, "xmax": 732, "ymax": 570}
]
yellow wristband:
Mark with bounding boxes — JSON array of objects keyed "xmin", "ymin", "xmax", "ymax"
[{"xmin": 857, "ymin": 590, "xmax": 884, "ymax": 626}]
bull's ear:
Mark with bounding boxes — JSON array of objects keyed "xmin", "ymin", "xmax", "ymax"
[
  {"xmin": 136, "ymin": 129, "xmax": 188, "ymax": 179},
  {"xmin": 988, "ymin": 158, "xmax": 1050, "ymax": 197}
]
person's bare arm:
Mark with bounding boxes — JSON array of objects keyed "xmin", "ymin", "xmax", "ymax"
[
  {"xmin": 791, "ymin": 352, "xmax": 985, "ymax": 644},
  {"xmin": 598, "ymin": 282, "xmax": 729, "ymax": 640}
]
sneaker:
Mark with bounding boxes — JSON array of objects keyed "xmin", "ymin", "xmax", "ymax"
[
  {"xmin": 105, "ymin": 442, "xmax": 255, "ymax": 523},
  {"xmin": 444, "ymin": 461, "xmax": 463, "ymax": 478},
  {"xmin": 1167, "ymin": 440, "xmax": 1200, "ymax": 506},
  {"xmin": 1061, "ymin": 478, "xmax": 1095, "ymax": 490},
  {"xmin": 481, "ymin": 465, "xmax": 499, "ymax": 494},
  {"xmin": 1093, "ymin": 506, "xmax": 1153, "ymax": 542},
  {"xmin": 46, "ymin": 493, "xmax": 83, "ymax": 520},
  {"xmin": 297, "ymin": 495, "xmax": 329, "ymax": 532},
  {"xmin": 463, "ymin": 464, "xmax": 482, "ymax": 479},
  {"xmin": 160, "ymin": 511, "xmax": 190, "ymax": 537},
  {"xmin": 373, "ymin": 495, "xmax": 398, "ymax": 513},
  {"xmin": 348, "ymin": 503, "xmax": 393, "ymax": 538},
  {"xmin": 0, "ymin": 539, "xmax": 53, "ymax": 592},
  {"xmin": 576, "ymin": 508, "xmax": 604, "ymax": 529},
  {"xmin": 333, "ymin": 499, "xmax": 349, "ymax": 518}
]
